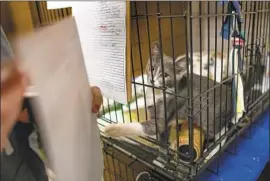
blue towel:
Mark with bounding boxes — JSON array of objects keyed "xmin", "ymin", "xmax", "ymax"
[{"xmin": 220, "ymin": 20, "xmax": 231, "ymax": 40}]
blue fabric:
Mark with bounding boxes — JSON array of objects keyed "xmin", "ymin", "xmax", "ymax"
[
  {"xmin": 218, "ymin": 0, "xmax": 229, "ymax": 6},
  {"xmin": 232, "ymin": 1, "xmax": 242, "ymax": 16},
  {"xmin": 197, "ymin": 110, "xmax": 269, "ymax": 181},
  {"xmin": 220, "ymin": 20, "xmax": 231, "ymax": 40},
  {"xmin": 220, "ymin": 1, "xmax": 244, "ymax": 40}
]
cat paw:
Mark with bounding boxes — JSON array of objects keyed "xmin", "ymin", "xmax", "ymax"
[
  {"xmin": 104, "ymin": 124, "xmax": 126, "ymax": 137},
  {"xmin": 104, "ymin": 123, "xmax": 144, "ymax": 138}
]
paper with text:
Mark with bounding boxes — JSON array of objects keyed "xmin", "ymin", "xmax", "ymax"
[
  {"xmin": 47, "ymin": 1, "xmax": 128, "ymax": 104},
  {"xmin": 15, "ymin": 17, "xmax": 103, "ymax": 181}
]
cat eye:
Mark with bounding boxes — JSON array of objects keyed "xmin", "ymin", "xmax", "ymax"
[
  {"xmin": 209, "ymin": 58, "xmax": 215, "ymax": 66},
  {"xmin": 164, "ymin": 73, "xmax": 169, "ymax": 77}
]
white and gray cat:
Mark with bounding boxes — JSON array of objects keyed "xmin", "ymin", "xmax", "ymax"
[{"xmin": 105, "ymin": 41, "xmax": 233, "ymax": 144}]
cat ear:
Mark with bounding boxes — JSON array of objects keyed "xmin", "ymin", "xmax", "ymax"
[
  {"xmin": 174, "ymin": 57, "xmax": 187, "ymax": 80},
  {"xmin": 151, "ymin": 41, "xmax": 161, "ymax": 58},
  {"xmin": 175, "ymin": 56, "xmax": 187, "ymax": 72}
]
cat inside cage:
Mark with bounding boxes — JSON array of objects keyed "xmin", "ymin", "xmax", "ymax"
[{"xmin": 99, "ymin": 1, "xmax": 269, "ymax": 168}]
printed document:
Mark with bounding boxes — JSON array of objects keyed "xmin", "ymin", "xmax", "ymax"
[{"xmin": 48, "ymin": 1, "xmax": 128, "ymax": 104}]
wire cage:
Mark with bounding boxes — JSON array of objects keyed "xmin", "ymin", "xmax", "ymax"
[
  {"xmin": 98, "ymin": 1, "xmax": 270, "ymax": 180},
  {"xmin": 103, "ymin": 139, "xmax": 174, "ymax": 181},
  {"xmin": 29, "ymin": 1, "xmax": 270, "ymax": 180},
  {"xmin": 3, "ymin": 1, "xmax": 268, "ymax": 181}
]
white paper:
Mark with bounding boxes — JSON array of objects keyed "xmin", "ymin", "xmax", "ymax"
[
  {"xmin": 15, "ymin": 17, "xmax": 103, "ymax": 181},
  {"xmin": 48, "ymin": 1, "xmax": 128, "ymax": 104},
  {"xmin": 47, "ymin": 1, "xmax": 71, "ymax": 10}
]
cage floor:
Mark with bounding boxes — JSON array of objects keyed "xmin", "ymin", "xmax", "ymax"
[{"xmin": 197, "ymin": 110, "xmax": 269, "ymax": 181}]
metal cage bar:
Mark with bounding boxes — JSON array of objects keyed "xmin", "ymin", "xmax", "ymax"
[
  {"xmin": 33, "ymin": 1, "xmax": 270, "ymax": 180},
  {"xmin": 98, "ymin": 2, "xmax": 270, "ymax": 180}
]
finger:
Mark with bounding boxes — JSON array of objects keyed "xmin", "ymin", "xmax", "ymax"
[
  {"xmin": 1, "ymin": 59, "xmax": 30, "ymax": 88},
  {"xmin": 20, "ymin": 72, "xmax": 30, "ymax": 87},
  {"xmin": 1, "ymin": 84, "xmax": 24, "ymax": 150},
  {"xmin": 1, "ymin": 65, "xmax": 26, "ymax": 96},
  {"xmin": 1, "ymin": 126, "xmax": 10, "ymax": 150},
  {"xmin": 1, "ymin": 61, "xmax": 26, "ymax": 150},
  {"xmin": 1, "ymin": 60, "xmax": 17, "ymax": 83},
  {"xmin": 18, "ymin": 109, "xmax": 29, "ymax": 123},
  {"xmin": 1, "ymin": 70, "xmax": 26, "ymax": 149},
  {"xmin": 1, "ymin": 80, "xmax": 25, "ymax": 121},
  {"xmin": 91, "ymin": 86, "xmax": 103, "ymax": 113}
]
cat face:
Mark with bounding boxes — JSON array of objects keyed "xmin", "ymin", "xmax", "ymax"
[{"xmin": 145, "ymin": 42, "xmax": 187, "ymax": 88}]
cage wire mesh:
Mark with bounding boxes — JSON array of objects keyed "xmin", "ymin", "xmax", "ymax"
[
  {"xmin": 12, "ymin": 1, "xmax": 269, "ymax": 181},
  {"xmin": 102, "ymin": 139, "xmax": 175, "ymax": 181},
  {"xmin": 98, "ymin": 1, "xmax": 270, "ymax": 180},
  {"xmin": 101, "ymin": 94, "xmax": 269, "ymax": 181}
]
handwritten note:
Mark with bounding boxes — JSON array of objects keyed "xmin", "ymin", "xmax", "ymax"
[
  {"xmin": 15, "ymin": 17, "xmax": 103, "ymax": 181},
  {"xmin": 47, "ymin": 1, "xmax": 128, "ymax": 104}
]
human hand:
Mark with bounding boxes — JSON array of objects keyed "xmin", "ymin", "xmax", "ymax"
[
  {"xmin": 91, "ymin": 86, "xmax": 103, "ymax": 113},
  {"xmin": 18, "ymin": 108, "xmax": 29, "ymax": 123},
  {"xmin": 1, "ymin": 61, "xmax": 28, "ymax": 150}
]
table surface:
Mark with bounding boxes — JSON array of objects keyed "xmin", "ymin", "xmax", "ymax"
[{"xmin": 197, "ymin": 110, "xmax": 269, "ymax": 181}]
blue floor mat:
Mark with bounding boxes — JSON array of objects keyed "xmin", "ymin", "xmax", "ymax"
[{"xmin": 197, "ymin": 110, "xmax": 269, "ymax": 181}]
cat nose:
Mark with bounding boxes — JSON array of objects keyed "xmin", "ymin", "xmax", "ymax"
[
  {"xmin": 148, "ymin": 77, "xmax": 155, "ymax": 84},
  {"xmin": 209, "ymin": 59, "xmax": 214, "ymax": 65},
  {"xmin": 203, "ymin": 64, "xmax": 208, "ymax": 70}
]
